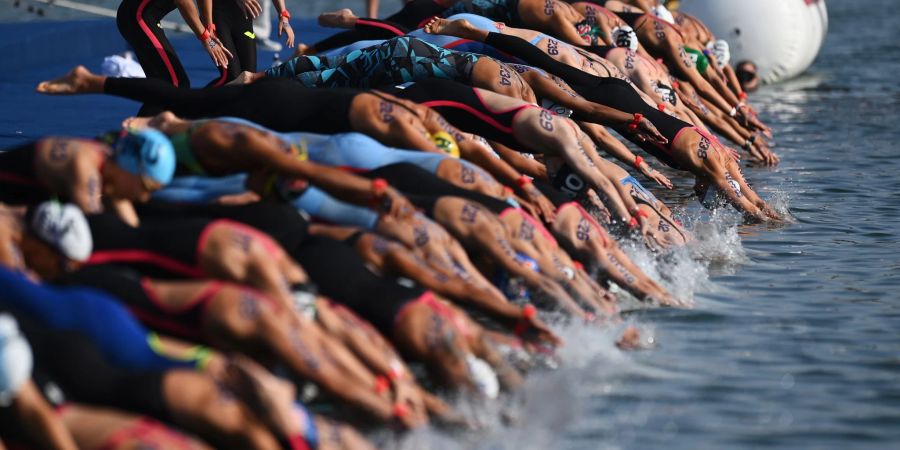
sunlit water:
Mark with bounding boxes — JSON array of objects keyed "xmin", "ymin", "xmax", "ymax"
[{"xmin": 4, "ymin": 0, "xmax": 899, "ymax": 448}]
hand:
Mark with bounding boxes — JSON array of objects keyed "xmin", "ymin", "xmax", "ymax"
[
  {"xmin": 203, "ymin": 36, "xmax": 233, "ymax": 68},
  {"xmin": 279, "ymin": 16, "xmax": 295, "ymax": 48},
  {"xmin": 517, "ymin": 312, "xmax": 561, "ymax": 347},
  {"xmin": 234, "ymin": 0, "xmax": 262, "ymax": 18},
  {"xmin": 630, "ymin": 118, "xmax": 668, "ymax": 145},
  {"xmin": 638, "ymin": 163, "xmax": 673, "ymax": 189},
  {"xmin": 521, "ymin": 185, "xmax": 557, "ymax": 222},
  {"xmin": 391, "ymin": 381, "xmax": 428, "ymax": 428}
]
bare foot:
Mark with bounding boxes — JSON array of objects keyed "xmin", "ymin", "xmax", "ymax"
[
  {"xmin": 423, "ymin": 17, "xmax": 475, "ymax": 37},
  {"xmin": 121, "ymin": 116, "xmax": 152, "ymax": 131},
  {"xmin": 224, "ymin": 356, "xmax": 300, "ymax": 438},
  {"xmin": 317, "ymin": 8, "xmax": 357, "ymax": 28},
  {"xmin": 36, "ymin": 65, "xmax": 96, "ymax": 94},
  {"xmin": 293, "ymin": 43, "xmax": 311, "ymax": 58},
  {"xmin": 226, "ymin": 71, "xmax": 260, "ymax": 85}
]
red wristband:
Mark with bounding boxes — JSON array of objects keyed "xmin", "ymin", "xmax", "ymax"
[
  {"xmin": 200, "ymin": 28, "xmax": 210, "ymax": 41},
  {"xmin": 369, "ymin": 178, "xmax": 389, "ymax": 208},
  {"xmin": 628, "ymin": 216, "xmax": 638, "ymax": 229},
  {"xmin": 739, "ymin": 91, "xmax": 748, "ymax": 101},
  {"xmin": 522, "ymin": 304, "xmax": 537, "ymax": 320},
  {"xmin": 572, "ymin": 260, "xmax": 584, "ymax": 271},
  {"xmin": 374, "ymin": 376, "xmax": 390, "ymax": 395},
  {"xmin": 627, "ymin": 113, "xmax": 643, "ymax": 132},
  {"xmin": 633, "ymin": 155, "xmax": 644, "ymax": 169},
  {"xmin": 393, "ymin": 402, "xmax": 410, "ymax": 420},
  {"xmin": 672, "ymin": 80, "xmax": 680, "ymax": 89},
  {"xmin": 634, "ymin": 209, "xmax": 650, "ymax": 219},
  {"xmin": 516, "ymin": 175, "xmax": 532, "ymax": 188},
  {"xmin": 514, "ymin": 304, "xmax": 537, "ymax": 338},
  {"xmin": 658, "ymin": 103, "xmax": 666, "ymax": 112},
  {"xmin": 280, "ymin": 9, "xmax": 291, "ymax": 19}
]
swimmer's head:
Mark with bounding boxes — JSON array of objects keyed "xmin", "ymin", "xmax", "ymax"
[
  {"xmin": 735, "ymin": 60, "xmax": 760, "ymax": 92},
  {"xmin": 429, "ymin": 131, "xmax": 460, "ymax": 159},
  {"xmin": 611, "ymin": 26, "xmax": 639, "ymax": 51},
  {"xmin": 21, "ymin": 200, "xmax": 93, "ymax": 280},
  {"xmin": 0, "ymin": 314, "xmax": 33, "ymax": 407},
  {"xmin": 101, "ymin": 129, "xmax": 176, "ymax": 201}
]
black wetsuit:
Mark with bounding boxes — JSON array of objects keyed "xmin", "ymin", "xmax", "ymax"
[
  {"xmin": 209, "ymin": 0, "xmax": 257, "ymax": 86},
  {"xmin": 0, "ymin": 308, "xmax": 172, "ymax": 423},
  {"xmin": 103, "ymin": 76, "xmax": 357, "ymax": 134},
  {"xmin": 310, "ymin": 0, "xmax": 448, "ymax": 53},
  {"xmin": 482, "ymin": 31, "xmax": 691, "ymax": 169},
  {"xmin": 290, "ymin": 236, "xmax": 425, "ymax": 336},
  {"xmin": 116, "ymin": 0, "xmax": 192, "ymax": 116},
  {"xmin": 0, "ymin": 142, "xmax": 50, "ymax": 205},
  {"xmin": 388, "ymin": 78, "xmax": 534, "ymax": 151},
  {"xmin": 57, "ymin": 265, "xmax": 218, "ymax": 343}
]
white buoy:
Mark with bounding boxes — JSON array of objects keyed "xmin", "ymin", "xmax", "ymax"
[{"xmin": 677, "ymin": 0, "xmax": 828, "ymax": 83}]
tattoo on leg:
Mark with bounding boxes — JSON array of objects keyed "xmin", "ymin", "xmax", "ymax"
[
  {"xmin": 460, "ymin": 203, "xmax": 481, "ymax": 224},
  {"xmin": 697, "ymin": 136, "xmax": 710, "ymax": 160},
  {"xmin": 539, "ymin": 109, "xmax": 554, "ymax": 132},
  {"xmin": 461, "ymin": 165, "xmax": 475, "ymax": 184}
]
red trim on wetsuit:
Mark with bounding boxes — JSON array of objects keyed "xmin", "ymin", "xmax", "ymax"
[
  {"xmin": 211, "ymin": 67, "xmax": 229, "ymax": 87},
  {"xmin": 96, "ymin": 417, "xmax": 194, "ymax": 450},
  {"xmin": 136, "ymin": 0, "xmax": 180, "ymax": 86},
  {"xmin": 499, "ymin": 208, "xmax": 558, "ymax": 247},
  {"xmin": 290, "ymin": 435, "xmax": 312, "ymax": 450},
  {"xmin": 357, "ymin": 18, "xmax": 406, "ymax": 37},
  {"xmin": 87, "ymin": 250, "xmax": 205, "ymax": 278},
  {"xmin": 558, "ymin": 201, "xmax": 610, "ymax": 246},
  {"xmin": 394, "ymin": 291, "xmax": 473, "ymax": 339}
]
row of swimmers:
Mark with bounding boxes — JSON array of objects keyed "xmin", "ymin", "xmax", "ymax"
[{"xmin": 1, "ymin": 0, "xmax": 783, "ymax": 449}]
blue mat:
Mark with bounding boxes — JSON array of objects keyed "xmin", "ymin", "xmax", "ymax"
[{"xmin": 0, "ymin": 18, "xmax": 335, "ymax": 148}]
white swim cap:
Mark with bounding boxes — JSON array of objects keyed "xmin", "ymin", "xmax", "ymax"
[
  {"xmin": 0, "ymin": 314, "xmax": 33, "ymax": 407},
  {"xmin": 611, "ymin": 26, "xmax": 639, "ymax": 51},
  {"xmin": 465, "ymin": 354, "xmax": 499, "ymax": 399},
  {"xmin": 29, "ymin": 200, "xmax": 93, "ymax": 262},
  {"xmin": 712, "ymin": 39, "xmax": 731, "ymax": 68},
  {"xmin": 653, "ymin": 4, "xmax": 676, "ymax": 24}
]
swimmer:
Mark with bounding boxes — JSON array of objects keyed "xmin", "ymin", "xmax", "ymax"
[{"xmin": 0, "ymin": 129, "xmax": 175, "ymax": 225}]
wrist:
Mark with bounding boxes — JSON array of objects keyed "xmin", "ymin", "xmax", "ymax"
[
  {"xmin": 513, "ymin": 304, "xmax": 537, "ymax": 337},
  {"xmin": 280, "ymin": 9, "xmax": 291, "ymax": 20},
  {"xmin": 369, "ymin": 178, "xmax": 388, "ymax": 207},
  {"xmin": 627, "ymin": 113, "xmax": 643, "ymax": 132},
  {"xmin": 632, "ymin": 155, "xmax": 644, "ymax": 170}
]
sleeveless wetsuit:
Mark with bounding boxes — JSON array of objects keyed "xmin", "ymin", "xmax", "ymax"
[
  {"xmin": 0, "ymin": 142, "xmax": 49, "ymax": 205},
  {"xmin": 289, "ymin": 236, "xmax": 426, "ymax": 336},
  {"xmin": 1, "ymin": 310, "xmax": 174, "ymax": 424},
  {"xmin": 0, "ymin": 266, "xmax": 195, "ymax": 372},
  {"xmin": 482, "ymin": 31, "xmax": 691, "ymax": 169},
  {"xmin": 103, "ymin": 76, "xmax": 357, "ymax": 134},
  {"xmin": 57, "ymin": 265, "xmax": 234, "ymax": 343},
  {"xmin": 265, "ymin": 36, "xmax": 481, "ymax": 89}
]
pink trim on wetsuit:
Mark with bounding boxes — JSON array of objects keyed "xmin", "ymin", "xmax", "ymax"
[
  {"xmin": 211, "ymin": 67, "xmax": 229, "ymax": 87},
  {"xmin": 87, "ymin": 250, "xmax": 205, "ymax": 278},
  {"xmin": 499, "ymin": 208, "xmax": 558, "ymax": 247},
  {"xmin": 136, "ymin": 0, "xmax": 180, "ymax": 86},
  {"xmin": 0, "ymin": 172, "xmax": 40, "ymax": 186},
  {"xmin": 423, "ymin": 100, "xmax": 515, "ymax": 133},
  {"xmin": 358, "ymin": 18, "xmax": 406, "ymax": 37},
  {"xmin": 558, "ymin": 201, "xmax": 610, "ymax": 246}
]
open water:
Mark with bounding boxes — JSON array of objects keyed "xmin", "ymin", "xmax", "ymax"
[{"xmin": 2, "ymin": 0, "xmax": 899, "ymax": 448}]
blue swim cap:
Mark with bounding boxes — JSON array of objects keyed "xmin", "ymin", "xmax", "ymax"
[{"xmin": 113, "ymin": 129, "xmax": 176, "ymax": 185}]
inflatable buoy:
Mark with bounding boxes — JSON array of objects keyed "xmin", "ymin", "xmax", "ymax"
[{"xmin": 676, "ymin": 0, "xmax": 828, "ymax": 83}]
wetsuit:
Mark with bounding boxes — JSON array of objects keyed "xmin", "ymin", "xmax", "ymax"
[
  {"xmin": 308, "ymin": 0, "xmax": 450, "ymax": 53},
  {"xmin": 481, "ymin": 31, "xmax": 691, "ymax": 169},
  {"xmin": 209, "ymin": 0, "xmax": 256, "ymax": 86},
  {"xmin": 116, "ymin": 0, "xmax": 191, "ymax": 116},
  {"xmin": 442, "ymin": 0, "xmax": 523, "ymax": 26},
  {"xmin": 0, "ymin": 142, "xmax": 49, "ymax": 205},
  {"xmin": 57, "ymin": 265, "xmax": 236, "ymax": 344},
  {"xmin": 0, "ymin": 266, "xmax": 195, "ymax": 372},
  {"xmin": 290, "ymin": 236, "xmax": 428, "ymax": 336},
  {"xmin": 0, "ymin": 311, "xmax": 174, "ymax": 433},
  {"xmin": 103, "ymin": 76, "xmax": 357, "ymax": 134},
  {"xmin": 265, "ymin": 36, "xmax": 481, "ymax": 89}
]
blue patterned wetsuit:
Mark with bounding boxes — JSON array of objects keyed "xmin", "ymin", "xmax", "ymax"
[{"xmin": 265, "ymin": 36, "xmax": 481, "ymax": 88}]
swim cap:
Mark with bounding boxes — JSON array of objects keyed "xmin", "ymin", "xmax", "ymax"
[
  {"xmin": 113, "ymin": 129, "xmax": 176, "ymax": 185},
  {"xmin": 429, "ymin": 131, "xmax": 460, "ymax": 158},
  {"xmin": 465, "ymin": 354, "xmax": 499, "ymax": 399},
  {"xmin": 711, "ymin": 39, "xmax": 731, "ymax": 68},
  {"xmin": 29, "ymin": 200, "xmax": 93, "ymax": 262},
  {"xmin": 653, "ymin": 5, "xmax": 676, "ymax": 24},
  {"xmin": 0, "ymin": 314, "xmax": 33, "ymax": 407},
  {"xmin": 611, "ymin": 26, "xmax": 639, "ymax": 51}
]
